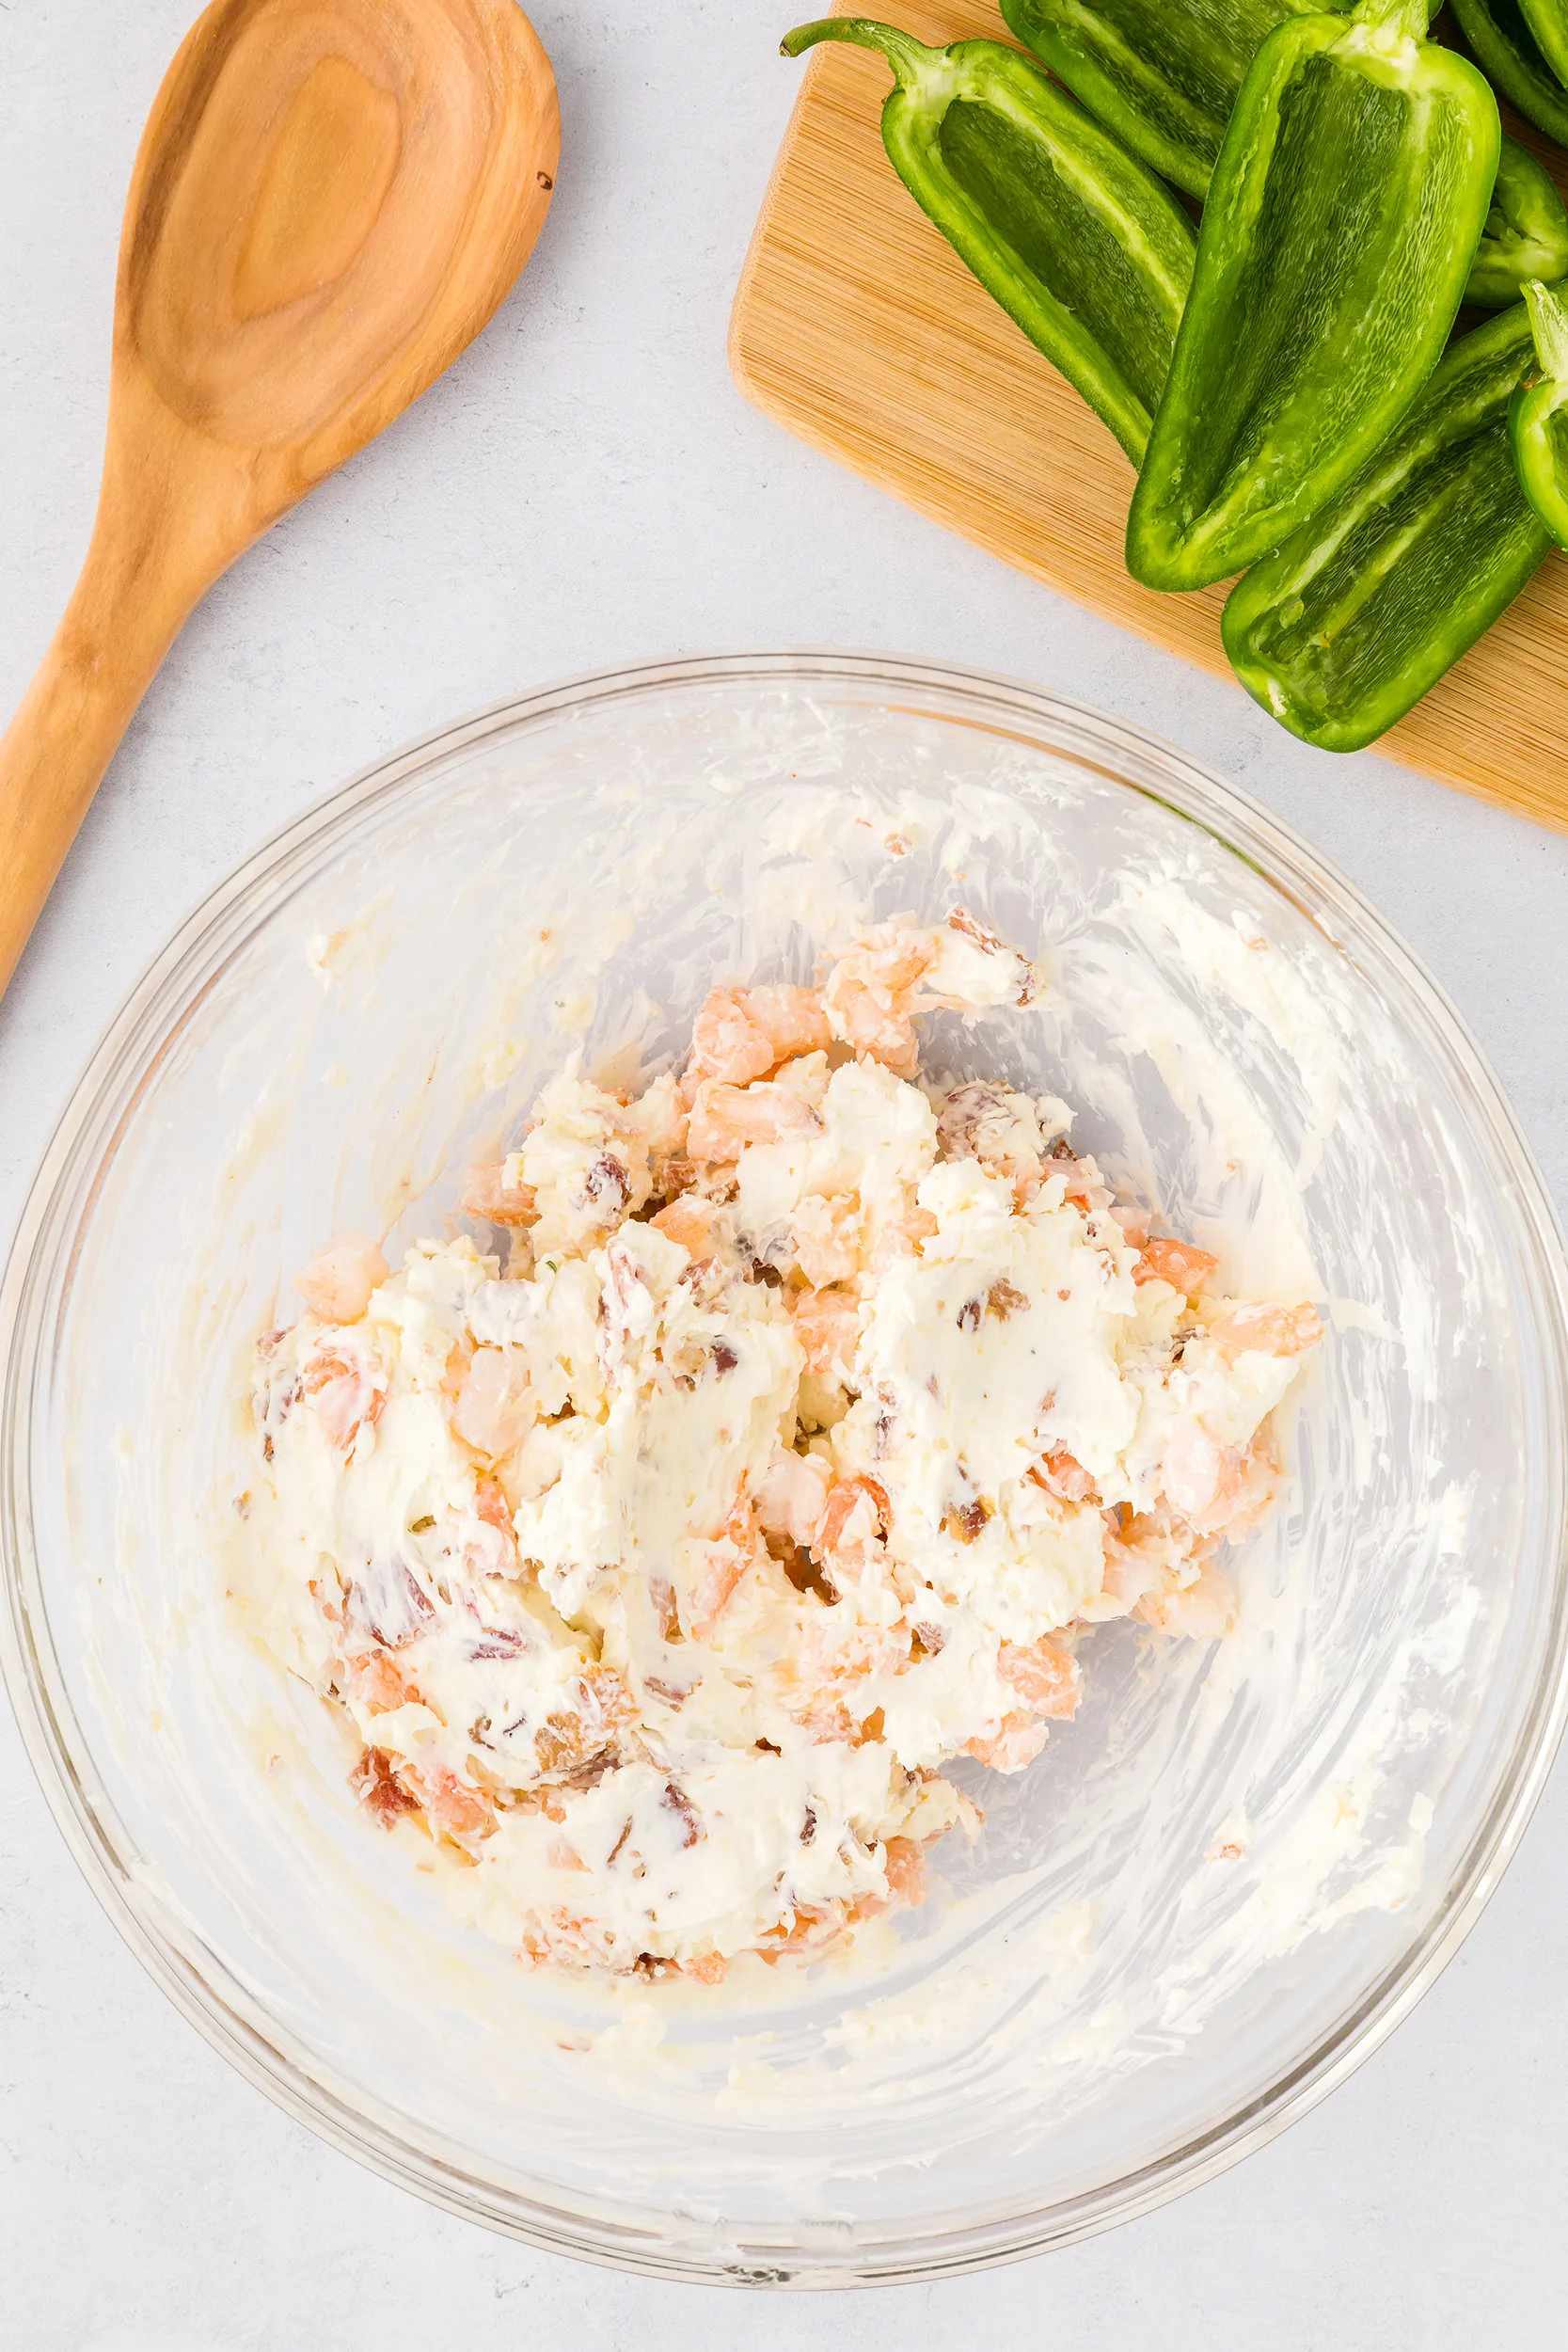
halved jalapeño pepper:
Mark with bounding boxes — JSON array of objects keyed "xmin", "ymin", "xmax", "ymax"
[
  {"xmin": 781, "ymin": 18, "xmax": 1196, "ymax": 463},
  {"xmin": 1469, "ymin": 137, "xmax": 1568, "ymax": 308},
  {"xmin": 1223, "ymin": 306, "xmax": 1551, "ymax": 752},
  {"xmin": 1510, "ymin": 278, "xmax": 1568, "ymax": 546},
  {"xmin": 1005, "ymin": 3, "xmax": 1563, "ymax": 306},
  {"xmin": 998, "ymin": 0, "xmax": 1348, "ymax": 201},
  {"xmin": 1449, "ymin": 0, "xmax": 1568, "ymax": 149},
  {"xmin": 1519, "ymin": 0, "xmax": 1568, "ymax": 88},
  {"xmin": 1126, "ymin": 0, "xmax": 1500, "ymax": 594}
]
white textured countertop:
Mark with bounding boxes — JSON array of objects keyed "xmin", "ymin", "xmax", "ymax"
[{"xmin": 2, "ymin": 5, "xmax": 1565, "ymax": 2344}]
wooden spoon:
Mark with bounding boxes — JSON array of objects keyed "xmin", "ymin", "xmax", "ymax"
[{"xmin": 0, "ymin": 0, "xmax": 559, "ymax": 997}]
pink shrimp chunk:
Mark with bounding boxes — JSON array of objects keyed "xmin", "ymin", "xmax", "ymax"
[
  {"xmin": 294, "ymin": 1234, "xmax": 388, "ymax": 1323},
  {"xmin": 741, "ymin": 983, "xmax": 832, "ymax": 1060},
  {"xmin": 997, "ymin": 1636, "xmax": 1080, "ymax": 1720},
  {"xmin": 452, "ymin": 1345, "xmax": 535, "ymax": 1458},
  {"xmin": 821, "ymin": 924, "xmax": 936, "ymax": 1075},
  {"xmin": 965, "ymin": 1714, "xmax": 1050, "ymax": 1772},
  {"xmin": 1208, "ymin": 1300, "xmax": 1323, "ymax": 1358},
  {"xmin": 755, "ymin": 1448, "xmax": 833, "ymax": 1549},
  {"xmin": 789, "ymin": 1285, "xmax": 862, "ymax": 1380},
  {"xmin": 1135, "ymin": 1237, "xmax": 1218, "ymax": 1294},
  {"xmin": 461, "ymin": 1162, "xmax": 537, "ymax": 1227},
  {"xmin": 689, "ymin": 989, "xmax": 775, "ymax": 1085},
  {"xmin": 1139, "ymin": 1562, "xmax": 1236, "ymax": 1641},
  {"xmin": 686, "ymin": 1080, "xmax": 822, "ymax": 1163}
]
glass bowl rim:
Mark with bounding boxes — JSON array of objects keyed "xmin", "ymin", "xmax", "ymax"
[{"xmin": 3, "ymin": 646, "xmax": 1567, "ymax": 2286}]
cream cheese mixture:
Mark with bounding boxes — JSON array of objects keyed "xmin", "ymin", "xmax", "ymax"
[{"xmin": 243, "ymin": 914, "xmax": 1321, "ymax": 1980}]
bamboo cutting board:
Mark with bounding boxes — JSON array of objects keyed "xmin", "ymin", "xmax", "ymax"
[{"xmin": 731, "ymin": 0, "xmax": 1568, "ymax": 833}]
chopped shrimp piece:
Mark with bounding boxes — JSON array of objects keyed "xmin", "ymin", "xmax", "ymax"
[
  {"xmin": 687, "ymin": 1080, "xmax": 822, "ymax": 1163},
  {"xmin": 755, "ymin": 1447, "xmax": 833, "ymax": 1549},
  {"xmin": 689, "ymin": 988, "xmax": 775, "ymax": 1085},
  {"xmin": 789, "ymin": 1285, "xmax": 861, "ymax": 1380},
  {"xmin": 687, "ymin": 1498, "xmax": 765, "ymax": 1641},
  {"xmin": 1030, "ymin": 1447, "xmax": 1100, "ymax": 1505},
  {"xmin": 1139, "ymin": 1562, "xmax": 1236, "ymax": 1641},
  {"xmin": 300, "ymin": 1335, "xmax": 386, "ymax": 1453},
  {"xmin": 870, "ymin": 1203, "xmax": 940, "ymax": 1271},
  {"xmin": 293, "ymin": 1234, "xmax": 388, "ymax": 1323},
  {"xmin": 741, "ymin": 983, "xmax": 832, "ymax": 1060},
  {"xmin": 461, "ymin": 1161, "xmax": 537, "ymax": 1227},
  {"xmin": 813, "ymin": 1472, "xmax": 891, "ymax": 1571},
  {"xmin": 338, "ymin": 1651, "xmax": 420, "ymax": 1714},
  {"xmin": 452, "ymin": 1345, "xmax": 536, "ymax": 1458},
  {"xmin": 881, "ymin": 1835, "xmax": 927, "ymax": 1906},
  {"xmin": 821, "ymin": 923, "xmax": 935, "ymax": 1075},
  {"xmin": 682, "ymin": 1949, "xmax": 729, "ymax": 1984},
  {"xmin": 650, "ymin": 1196, "xmax": 719, "ymax": 1255},
  {"xmin": 1135, "ymin": 1237, "xmax": 1219, "ymax": 1293},
  {"xmin": 1159, "ymin": 1421, "xmax": 1234, "ymax": 1529},
  {"xmin": 1208, "ymin": 1299, "xmax": 1323, "ymax": 1358},
  {"xmin": 964, "ymin": 1714, "xmax": 1050, "ymax": 1772},
  {"xmin": 997, "ymin": 1636, "xmax": 1080, "ymax": 1720},
  {"xmin": 401, "ymin": 1762, "xmax": 494, "ymax": 1836},
  {"xmin": 791, "ymin": 1191, "xmax": 861, "ymax": 1285}
]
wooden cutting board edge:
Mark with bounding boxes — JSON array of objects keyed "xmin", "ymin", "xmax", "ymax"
[{"xmin": 730, "ymin": 3, "xmax": 1568, "ymax": 838}]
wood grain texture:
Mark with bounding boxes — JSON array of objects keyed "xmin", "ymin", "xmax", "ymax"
[
  {"xmin": 731, "ymin": 0, "xmax": 1568, "ymax": 833},
  {"xmin": 0, "ymin": 0, "xmax": 560, "ymax": 999}
]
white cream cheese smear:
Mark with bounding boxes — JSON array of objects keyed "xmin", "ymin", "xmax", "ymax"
[{"xmin": 237, "ymin": 914, "xmax": 1322, "ymax": 1980}]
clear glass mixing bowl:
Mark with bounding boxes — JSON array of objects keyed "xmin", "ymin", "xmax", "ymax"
[{"xmin": 3, "ymin": 652, "xmax": 1566, "ymax": 2285}]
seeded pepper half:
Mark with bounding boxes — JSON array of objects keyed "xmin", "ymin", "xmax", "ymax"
[
  {"xmin": 1510, "ymin": 278, "xmax": 1568, "ymax": 545},
  {"xmin": 999, "ymin": 0, "xmax": 1349, "ymax": 200},
  {"xmin": 781, "ymin": 17, "xmax": 1196, "ymax": 463},
  {"xmin": 1126, "ymin": 0, "xmax": 1500, "ymax": 593},
  {"xmin": 1449, "ymin": 0, "xmax": 1568, "ymax": 148},
  {"xmin": 1222, "ymin": 305, "xmax": 1551, "ymax": 751},
  {"xmin": 1469, "ymin": 136, "xmax": 1568, "ymax": 306}
]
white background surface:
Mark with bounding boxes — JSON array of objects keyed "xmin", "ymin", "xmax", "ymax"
[{"xmin": 1, "ymin": 4, "xmax": 1564, "ymax": 2344}]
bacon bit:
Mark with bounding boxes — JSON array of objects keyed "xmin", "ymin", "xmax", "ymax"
[
  {"xmin": 1135, "ymin": 1237, "xmax": 1219, "ymax": 1294},
  {"xmin": 956, "ymin": 1295, "xmax": 983, "ymax": 1334},
  {"xmin": 682, "ymin": 1949, "xmax": 729, "ymax": 1984},
  {"xmin": 964, "ymin": 1714, "xmax": 1050, "ymax": 1772},
  {"xmin": 648, "ymin": 1571, "xmax": 681, "ymax": 1644},
  {"xmin": 912, "ymin": 1620, "xmax": 947, "ymax": 1657},
  {"xmin": 584, "ymin": 1153, "xmax": 630, "ymax": 1211},
  {"xmin": 344, "ymin": 1558, "xmax": 434, "ymax": 1650},
  {"xmin": 997, "ymin": 1636, "xmax": 1081, "ymax": 1720},
  {"xmin": 338, "ymin": 1651, "xmax": 420, "ymax": 1714},
  {"xmin": 800, "ymin": 1802, "xmax": 818, "ymax": 1846},
  {"xmin": 533, "ymin": 1663, "xmax": 638, "ymax": 1776},
  {"xmin": 943, "ymin": 1496, "xmax": 992, "ymax": 1545},
  {"xmin": 711, "ymin": 1340, "xmax": 739, "ymax": 1375},
  {"xmin": 351, "ymin": 1747, "xmax": 420, "ymax": 1828},
  {"xmin": 660, "ymin": 1782, "xmax": 703, "ymax": 1849},
  {"xmin": 462, "ymin": 1161, "xmax": 537, "ymax": 1227},
  {"xmin": 1030, "ymin": 1448, "xmax": 1100, "ymax": 1506},
  {"xmin": 987, "ymin": 1278, "xmax": 1029, "ymax": 1320}
]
